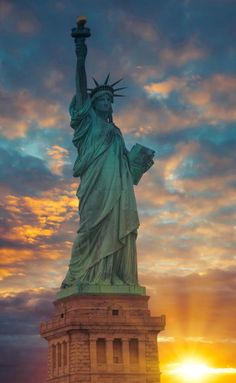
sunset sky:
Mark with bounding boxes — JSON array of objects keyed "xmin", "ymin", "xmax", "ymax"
[{"xmin": 0, "ymin": 1, "xmax": 236, "ymax": 382}]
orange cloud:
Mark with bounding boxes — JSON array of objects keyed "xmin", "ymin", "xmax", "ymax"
[
  {"xmin": 160, "ymin": 41, "xmax": 205, "ymax": 67},
  {"xmin": 184, "ymin": 75, "xmax": 236, "ymax": 123},
  {"xmin": 132, "ymin": 65, "xmax": 165, "ymax": 85},
  {"xmin": 132, "ymin": 41, "xmax": 205, "ymax": 89},
  {"xmin": 133, "ymin": 142, "xmax": 236, "ymax": 275},
  {"xmin": 107, "ymin": 10, "xmax": 159, "ymax": 42},
  {"xmin": 16, "ymin": 16, "xmax": 40, "ymax": 35},
  {"xmin": 47, "ymin": 145, "xmax": 69, "ymax": 175},
  {"xmin": 0, "ymin": 268, "xmax": 15, "ymax": 281},
  {"xmin": 0, "ymin": 249, "xmax": 34, "ymax": 265},
  {"xmin": 115, "ymin": 100, "xmax": 200, "ymax": 135},
  {"xmin": 44, "ymin": 70, "xmax": 65, "ymax": 93},
  {"xmin": 0, "ymin": 1, "xmax": 40, "ymax": 35},
  {"xmin": 0, "ymin": 0, "xmax": 13, "ymax": 18},
  {"xmin": 9, "ymin": 225, "xmax": 55, "ymax": 244},
  {"xmin": 144, "ymin": 77, "xmax": 188, "ymax": 99},
  {"xmin": 123, "ymin": 15, "xmax": 158, "ymax": 42},
  {"xmin": 0, "ymin": 88, "xmax": 68, "ymax": 138},
  {"xmin": 143, "ymin": 74, "xmax": 236, "ymax": 126},
  {"xmin": 2, "ymin": 184, "xmax": 78, "ymax": 249}
]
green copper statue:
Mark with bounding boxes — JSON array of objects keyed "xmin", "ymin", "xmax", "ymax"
[{"xmin": 60, "ymin": 17, "xmax": 154, "ymax": 295}]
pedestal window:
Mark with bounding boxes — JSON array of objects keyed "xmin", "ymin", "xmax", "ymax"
[
  {"xmin": 52, "ymin": 344, "xmax": 56, "ymax": 369},
  {"xmin": 113, "ymin": 338, "xmax": 123, "ymax": 364},
  {"xmin": 96, "ymin": 338, "xmax": 107, "ymax": 364},
  {"xmin": 129, "ymin": 338, "xmax": 139, "ymax": 364},
  {"xmin": 58, "ymin": 343, "xmax": 62, "ymax": 367},
  {"xmin": 63, "ymin": 341, "xmax": 67, "ymax": 366}
]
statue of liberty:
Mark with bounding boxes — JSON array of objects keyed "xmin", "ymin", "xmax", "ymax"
[{"xmin": 60, "ymin": 17, "xmax": 154, "ymax": 294}]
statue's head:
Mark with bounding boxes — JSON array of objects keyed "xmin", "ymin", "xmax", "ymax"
[
  {"xmin": 93, "ymin": 93, "xmax": 113, "ymax": 114},
  {"xmin": 89, "ymin": 74, "xmax": 125, "ymax": 111}
]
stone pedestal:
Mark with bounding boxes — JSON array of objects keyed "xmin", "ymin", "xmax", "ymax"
[{"xmin": 40, "ymin": 294, "xmax": 165, "ymax": 383}]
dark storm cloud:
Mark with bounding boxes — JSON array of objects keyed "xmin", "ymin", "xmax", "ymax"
[
  {"xmin": 0, "ymin": 146, "xmax": 58, "ymax": 195},
  {"xmin": 0, "ymin": 289, "xmax": 55, "ymax": 335},
  {"xmin": 0, "ymin": 343, "xmax": 47, "ymax": 383},
  {"xmin": 0, "ymin": 289, "xmax": 52, "ymax": 383}
]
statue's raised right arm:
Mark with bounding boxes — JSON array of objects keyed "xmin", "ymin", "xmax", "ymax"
[{"xmin": 71, "ymin": 17, "xmax": 91, "ymax": 110}]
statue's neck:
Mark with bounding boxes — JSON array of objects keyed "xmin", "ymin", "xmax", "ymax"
[{"xmin": 95, "ymin": 110, "xmax": 111, "ymax": 123}]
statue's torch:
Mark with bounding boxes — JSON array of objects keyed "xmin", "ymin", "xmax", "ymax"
[{"xmin": 71, "ymin": 16, "xmax": 91, "ymax": 40}]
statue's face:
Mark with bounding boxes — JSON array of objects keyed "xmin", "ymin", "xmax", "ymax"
[{"xmin": 94, "ymin": 94, "xmax": 112, "ymax": 113}]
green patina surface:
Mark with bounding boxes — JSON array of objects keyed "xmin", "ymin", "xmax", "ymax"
[
  {"xmin": 59, "ymin": 18, "xmax": 154, "ymax": 298},
  {"xmin": 57, "ymin": 283, "xmax": 146, "ymax": 300}
]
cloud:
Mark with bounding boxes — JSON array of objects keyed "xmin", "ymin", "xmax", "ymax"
[
  {"xmin": 0, "ymin": 87, "xmax": 67, "ymax": 138},
  {"xmin": 0, "ymin": 268, "xmax": 15, "ymax": 281},
  {"xmin": 1, "ymin": 0, "xmax": 41, "ymax": 36},
  {"xmin": 133, "ymin": 142, "xmax": 236, "ymax": 276},
  {"xmin": 0, "ymin": 288, "xmax": 54, "ymax": 331},
  {"xmin": 0, "ymin": 184, "xmax": 77, "ymax": 245},
  {"xmin": 142, "ymin": 268, "xmax": 236, "ymax": 342},
  {"xmin": 47, "ymin": 145, "xmax": 69, "ymax": 175},
  {"xmin": 144, "ymin": 77, "xmax": 189, "ymax": 99},
  {"xmin": 183, "ymin": 74, "xmax": 236, "ymax": 123},
  {"xmin": 44, "ymin": 70, "xmax": 65, "ymax": 93},
  {"xmin": 0, "ymin": 0, "xmax": 13, "ymax": 19},
  {"xmin": 110, "ymin": 11, "xmax": 159, "ymax": 43},
  {"xmin": 144, "ymin": 74, "xmax": 236, "ymax": 127},
  {"xmin": 168, "ymin": 140, "xmax": 236, "ymax": 180},
  {"xmin": 0, "ymin": 288, "xmax": 53, "ymax": 383},
  {"xmin": 159, "ymin": 40, "xmax": 205, "ymax": 68},
  {"xmin": 0, "ymin": 146, "xmax": 58, "ymax": 195},
  {"xmin": 0, "ymin": 179, "xmax": 79, "ymax": 288},
  {"xmin": 0, "ymin": 0, "xmax": 40, "ymax": 36},
  {"xmin": 115, "ymin": 98, "xmax": 199, "ymax": 136},
  {"xmin": 16, "ymin": 17, "xmax": 40, "ymax": 36},
  {"xmin": 131, "ymin": 40, "xmax": 205, "ymax": 87}
]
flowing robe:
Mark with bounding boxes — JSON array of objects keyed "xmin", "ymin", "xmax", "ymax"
[{"xmin": 62, "ymin": 97, "xmax": 139, "ymax": 286}]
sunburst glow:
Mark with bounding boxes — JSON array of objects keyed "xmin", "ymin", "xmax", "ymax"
[
  {"xmin": 166, "ymin": 358, "xmax": 236, "ymax": 381},
  {"xmin": 167, "ymin": 359, "xmax": 209, "ymax": 380}
]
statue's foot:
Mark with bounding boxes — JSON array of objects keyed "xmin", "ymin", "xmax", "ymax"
[{"xmin": 112, "ymin": 276, "xmax": 125, "ymax": 285}]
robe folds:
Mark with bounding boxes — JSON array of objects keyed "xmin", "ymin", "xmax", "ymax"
[{"xmin": 62, "ymin": 97, "xmax": 139, "ymax": 286}]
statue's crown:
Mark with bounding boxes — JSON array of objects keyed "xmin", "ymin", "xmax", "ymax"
[{"xmin": 88, "ymin": 74, "xmax": 126, "ymax": 102}]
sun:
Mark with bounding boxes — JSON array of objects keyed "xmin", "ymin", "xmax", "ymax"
[
  {"xmin": 166, "ymin": 357, "xmax": 236, "ymax": 381},
  {"xmin": 175, "ymin": 361, "xmax": 209, "ymax": 379},
  {"xmin": 167, "ymin": 358, "xmax": 211, "ymax": 381}
]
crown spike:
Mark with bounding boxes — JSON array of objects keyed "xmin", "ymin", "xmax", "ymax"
[
  {"xmin": 104, "ymin": 73, "xmax": 110, "ymax": 85},
  {"xmin": 92, "ymin": 77, "xmax": 99, "ymax": 86},
  {"xmin": 110, "ymin": 78, "xmax": 123, "ymax": 87}
]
